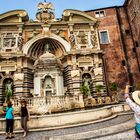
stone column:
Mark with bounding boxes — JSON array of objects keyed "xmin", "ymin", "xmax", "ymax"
[
  {"xmin": 34, "ymin": 76, "xmax": 41, "ymax": 96},
  {"xmin": 13, "ymin": 73, "xmax": 24, "ymax": 98}
]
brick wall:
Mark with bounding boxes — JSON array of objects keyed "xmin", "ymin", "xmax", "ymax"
[{"xmin": 86, "ymin": 6, "xmax": 140, "ymax": 92}]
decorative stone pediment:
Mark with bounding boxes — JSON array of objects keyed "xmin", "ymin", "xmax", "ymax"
[
  {"xmin": 94, "ymin": 67, "xmax": 103, "ymax": 76},
  {"xmin": 0, "ymin": 10, "xmax": 29, "ymax": 23},
  {"xmin": 62, "ymin": 9, "xmax": 97, "ymax": 23}
]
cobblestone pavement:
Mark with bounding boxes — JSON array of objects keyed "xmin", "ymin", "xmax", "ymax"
[{"xmin": 0, "ymin": 114, "xmax": 134, "ymax": 140}]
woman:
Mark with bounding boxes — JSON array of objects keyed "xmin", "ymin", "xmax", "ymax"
[
  {"xmin": 20, "ymin": 99, "xmax": 30, "ymax": 137},
  {"xmin": 5, "ymin": 100, "xmax": 14, "ymax": 139},
  {"xmin": 125, "ymin": 85, "xmax": 140, "ymax": 140}
]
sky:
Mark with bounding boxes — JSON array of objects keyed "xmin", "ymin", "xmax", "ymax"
[{"xmin": 0, "ymin": 0, "xmax": 125, "ymax": 19}]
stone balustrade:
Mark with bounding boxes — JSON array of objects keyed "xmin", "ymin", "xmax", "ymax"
[
  {"xmin": 0, "ymin": 103, "xmax": 131, "ymax": 133},
  {"xmin": 11, "ymin": 94, "xmax": 120, "ymax": 115},
  {"xmin": 12, "ymin": 94, "xmax": 85, "ymax": 115}
]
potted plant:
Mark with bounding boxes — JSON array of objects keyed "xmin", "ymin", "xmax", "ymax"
[
  {"xmin": 95, "ymin": 84, "xmax": 104, "ymax": 96},
  {"xmin": 80, "ymin": 85, "xmax": 91, "ymax": 98},
  {"xmin": 5, "ymin": 88, "xmax": 12, "ymax": 102},
  {"xmin": 109, "ymin": 82, "xmax": 117, "ymax": 93},
  {"xmin": 109, "ymin": 82, "xmax": 118, "ymax": 102}
]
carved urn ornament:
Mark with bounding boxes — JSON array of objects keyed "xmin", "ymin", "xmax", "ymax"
[{"xmin": 36, "ymin": 0, "xmax": 55, "ymax": 22}]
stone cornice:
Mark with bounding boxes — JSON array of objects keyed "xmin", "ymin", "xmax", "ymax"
[
  {"xmin": 0, "ymin": 22, "xmax": 24, "ymax": 26},
  {"xmin": 0, "ymin": 52, "xmax": 25, "ymax": 59},
  {"xmin": 0, "ymin": 10, "xmax": 29, "ymax": 22}
]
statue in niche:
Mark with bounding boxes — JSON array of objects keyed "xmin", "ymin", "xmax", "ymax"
[
  {"xmin": 83, "ymin": 75, "xmax": 91, "ymax": 96},
  {"xmin": 6, "ymin": 80, "xmax": 13, "ymax": 94},
  {"xmin": 18, "ymin": 36, "xmax": 23, "ymax": 50},
  {"xmin": 69, "ymin": 32, "xmax": 76, "ymax": 48}
]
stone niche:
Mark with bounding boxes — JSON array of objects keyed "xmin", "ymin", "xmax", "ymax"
[{"xmin": 33, "ymin": 51, "xmax": 64, "ymax": 96}]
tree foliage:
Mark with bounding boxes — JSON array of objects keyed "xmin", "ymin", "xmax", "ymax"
[{"xmin": 109, "ymin": 82, "xmax": 117, "ymax": 92}]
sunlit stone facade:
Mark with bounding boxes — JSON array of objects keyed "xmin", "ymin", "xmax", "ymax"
[{"xmin": 0, "ymin": 1, "xmax": 107, "ymax": 104}]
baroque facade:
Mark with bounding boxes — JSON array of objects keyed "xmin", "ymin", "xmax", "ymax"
[
  {"xmin": 0, "ymin": 0, "xmax": 140, "ymax": 105},
  {"xmin": 0, "ymin": 1, "xmax": 106, "ymax": 104}
]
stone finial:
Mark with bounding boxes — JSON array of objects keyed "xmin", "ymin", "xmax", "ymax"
[{"xmin": 36, "ymin": 1, "xmax": 55, "ymax": 22}]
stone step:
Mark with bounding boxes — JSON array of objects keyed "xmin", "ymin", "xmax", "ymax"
[
  {"xmin": 49, "ymin": 118, "xmax": 135, "ymax": 140},
  {"xmin": 0, "ymin": 113, "xmax": 134, "ymax": 140}
]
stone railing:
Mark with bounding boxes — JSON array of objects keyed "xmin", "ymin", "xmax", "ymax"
[
  {"xmin": 84, "ymin": 95, "xmax": 119, "ymax": 107},
  {"xmin": 12, "ymin": 94, "xmax": 84, "ymax": 115}
]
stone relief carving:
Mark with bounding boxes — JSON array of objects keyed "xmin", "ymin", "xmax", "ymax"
[
  {"xmin": 94, "ymin": 67, "xmax": 103, "ymax": 76},
  {"xmin": 14, "ymin": 73, "xmax": 24, "ymax": 82},
  {"xmin": 3, "ymin": 38, "xmax": 16, "ymax": 48},
  {"xmin": 0, "ymin": 33, "xmax": 22, "ymax": 50},
  {"xmin": 90, "ymin": 31, "xmax": 98, "ymax": 48},
  {"xmin": 70, "ymin": 30, "xmax": 99, "ymax": 49},
  {"xmin": 0, "ymin": 59, "xmax": 16, "ymax": 65},
  {"xmin": 77, "ymin": 31, "xmax": 88, "ymax": 45},
  {"xmin": 71, "ymin": 31, "xmax": 98, "ymax": 49},
  {"xmin": 71, "ymin": 70, "xmax": 80, "ymax": 78},
  {"xmin": 78, "ymin": 56, "xmax": 93, "ymax": 67}
]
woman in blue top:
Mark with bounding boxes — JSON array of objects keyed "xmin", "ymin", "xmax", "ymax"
[{"xmin": 5, "ymin": 100, "xmax": 14, "ymax": 139}]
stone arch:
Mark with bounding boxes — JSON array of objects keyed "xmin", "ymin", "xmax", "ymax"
[
  {"xmin": 22, "ymin": 33, "xmax": 71, "ymax": 58},
  {"xmin": 43, "ymin": 74, "xmax": 55, "ymax": 79}
]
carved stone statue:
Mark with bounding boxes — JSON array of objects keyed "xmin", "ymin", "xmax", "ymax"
[
  {"xmin": 69, "ymin": 33, "xmax": 76, "ymax": 48},
  {"xmin": 36, "ymin": 0, "xmax": 55, "ymax": 22},
  {"xmin": 6, "ymin": 80, "xmax": 12, "ymax": 94},
  {"xmin": 83, "ymin": 75, "xmax": 91, "ymax": 96}
]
